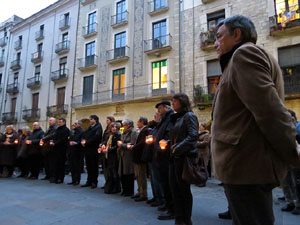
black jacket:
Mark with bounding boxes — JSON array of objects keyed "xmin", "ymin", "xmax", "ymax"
[
  {"xmin": 83, "ymin": 122, "xmax": 103, "ymax": 151},
  {"xmin": 27, "ymin": 128, "xmax": 44, "ymax": 155},
  {"xmin": 42, "ymin": 125, "xmax": 58, "ymax": 144},
  {"xmin": 103, "ymin": 132, "xmax": 121, "ymax": 168},
  {"xmin": 170, "ymin": 111, "xmax": 199, "ymax": 157},
  {"xmin": 53, "ymin": 125, "xmax": 70, "ymax": 151},
  {"xmin": 69, "ymin": 127, "xmax": 84, "ymax": 151},
  {"xmin": 132, "ymin": 126, "xmax": 149, "ymax": 164}
]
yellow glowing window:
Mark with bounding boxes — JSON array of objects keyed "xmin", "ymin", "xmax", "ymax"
[
  {"xmin": 275, "ymin": 0, "xmax": 300, "ymax": 24},
  {"xmin": 152, "ymin": 60, "xmax": 167, "ymax": 90},
  {"xmin": 113, "ymin": 68, "xmax": 125, "ymax": 95}
]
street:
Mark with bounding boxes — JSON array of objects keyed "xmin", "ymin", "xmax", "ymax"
[{"xmin": 0, "ymin": 173, "xmax": 298, "ymax": 225}]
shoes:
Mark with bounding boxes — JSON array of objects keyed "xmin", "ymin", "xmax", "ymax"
[
  {"xmin": 282, "ymin": 203, "xmax": 295, "ymax": 212},
  {"xmin": 151, "ymin": 201, "xmax": 163, "ymax": 207},
  {"xmin": 124, "ymin": 193, "xmax": 134, "ymax": 197},
  {"xmin": 135, "ymin": 197, "xmax": 148, "ymax": 202},
  {"xmin": 68, "ymin": 182, "xmax": 75, "ymax": 185},
  {"xmin": 157, "ymin": 212, "xmax": 175, "ymax": 220},
  {"xmin": 29, "ymin": 176, "xmax": 38, "ymax": 180},
  {"xmin": 292, "ymin": 206, "xmax": 300, "ymax": 215},
  {"xmin": 158, "ymin": 204, "xmax": 167, "ymax": 211},
  {"xmin": 91, "ymin": 183, "xmax": 97, "ymax": 189},
  {"xmin": 55, "ymin": 180, "xmax": 63, "ymax": 184},
  {"xmin": 17, "ymin": 174, "xmax": 27, "ymax": 178},
  {"xmin": 147, "ymin": 198, "xmax": 156, "ymax": 204},
  {"xmin": 218, "ymin": 210, "xmax": 232, "ymax": 220},
  {"xmin": 49, "ymin": 178, "xmax": 56, "ymax": 183},
  {"xmin": 41, "ymin": 176, "xmax": 49, "ymax": 180},
  {"xmin": 81, "ymin": 183, "xmax": 91, "ymax": 187},
  {"xmin": 131, "ymin": 194, "xmax": 140, "ymax": 199},
  {"xmin": 73, "ymin": 181, "xmax": 80, "ymax": 186},
  {"xmin": 100, "ymin": 186, "xmax": 105, "ymax": 189}
]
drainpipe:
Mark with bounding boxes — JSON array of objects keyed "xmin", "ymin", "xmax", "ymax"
[
  {"xmin": 192, "ymin": 0, "xmax": 195, "ymax": 100},
  {"xmin": 179, "ymin": 0, "xmax": 184, "ymax": 93}
]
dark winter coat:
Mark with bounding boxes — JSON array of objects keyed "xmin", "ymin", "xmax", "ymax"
[
  {"xmin": 82, "ymin": 122, "xmax": 103, "ymax": 152},
  {"xmin": 53, "ymin": 125, "xmax": 70, "ymax": 152},
  {"xmin": 69, "ymin": 127, "xmax": 84, "ymax": 152},
  {"xmin": 0, "ymin": 132, "xmax": 18, "ymax": 165},
  {"xmin": 42, "ymin": 125, "xmax": 57, "ymax": 154},
  {"xmin": 27, "ymin": 128, "xmax": 44, "ymax": 155},
  {"xmin": 103, "ymin": 132, "xmax": 121, "ymax": 168},
  {"xmin": 132, "ymin": 126, "xmax": 149, "ymax": 164}
]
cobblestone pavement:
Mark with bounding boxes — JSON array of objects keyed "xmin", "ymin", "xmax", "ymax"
[{"xmin": 0, "ymin": 173, "xmax": 298, "ymax": 225}]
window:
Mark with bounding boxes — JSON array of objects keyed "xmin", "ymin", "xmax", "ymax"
[
  {"xmin": 38, "ymin": 43, "xmax": 43, "ymax": 53},
  {"xmin": 207, "ymin": 10, "xmax": 225, "ymax": 31},
  {"xmin": 83, "ymin": 75, "xmax": 94, "ymax": 104},
  {"xmin": 62, "ymin": 33, "xmax": 68, "ymax": 48},
  {"xmin": 278, "ymin": 44, "xmax": 300, "ymax": 94},
  {"xmin": 114, "ymin": 32, "xmax": 126, "ymax": 57},
  {"xmin": 85, "ymin": 41, "xmax": 95, "ymax": 66},
  {"xmin": 153, "ymin": 20, "xmax": 167, "ymax": 49},
  {"xmin": 11, "ymin": 98, "xmax": 17, "ymax": 113},
  {"xmin": 14, "ymin": 72, "xmax": 19, "ymax": 87},
  {"xmin": 0, "ymin": 73, "xmax": 2, "ymax": 85},
  {"xmin": 1, "ymin": 49, "xmax": 4, "ymax": 57},
  {"xmin": 57, "ymin": 87, "xmax": 65, "ymax": 106},
  {"xmin": 17, "ymin": 52, "xmax": 21, "ymax": 61},
  {"xmin": 152, "ymin": 60, "xmax": 167, "ymax": 90},
  {"xmin": 275, "ymin": 0, "xmax": 300, "ymax": 24},
  {"xmin": 59, "ymin": 57, "xmax": 67, "ymax": 76},
  {"xmin": 35, "ymin": 65, "xmax": 41, "ymax": 78},
  {"xmin": 116, "ymin": 0, "xmax": 126, "ymax": 23},
  {"xmin": 113, "ymin": 68, "xmax": 125, "ymax": 97},
  {"xmin": 207, "ymin": 59, "xmax": 222, "ymax": 95},
  {"xmin": 32, "ymin": 93, "xmax": 39, "ymax": 113},
  {"xmin": 64, "ymin": 13, "xmax": 70, "ymax": 24},
  {"xmin": 154, "ymin": 0, "xmax": 167, "ymax": 11},
  {"xmin": 88, "ymin": 12, "xmax": 96, "ymax": 34}
]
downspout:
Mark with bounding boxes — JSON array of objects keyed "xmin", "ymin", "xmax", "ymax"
[
  {"xmin": 192, "ymin": 0, "xmax": 195, "ymax": 101},
  {"xmin": 179, "ymin": 0, "xmax": 184, "ymax": 93}
]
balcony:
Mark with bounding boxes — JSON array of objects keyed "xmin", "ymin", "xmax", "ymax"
[
  {"xmin": 55, "ymin": 41, "xmax": 70, "ymax": 55},
  {"xmin": 59, "ymin": 18, "xmax": 70, "ymax": 30},
  {"xmin": 6, "ymin": 83, "xmax": 19, "ymax": 94},
  {"xmin": 14, "ymin": 40, "xmax": 22, "ymax": 50},
  {"xmin": 0, "ymin": 37, "xmax": 7, "ymax": 47},
  {"xmin": 47, "ymin": 104, "xmax": 68, "ymax": 117},
  {"xmin": 35, "ymin": 30, "xmax": 44, "ymax": 41},
  {"xmin": 0, "ymin": 57, "xmax": 4, "ymax": 67},
  {"xmin": 82, "ymin": 23, "xmax": 98, "ymax": 38},
  {"xmin": 31, "ymin": 51, "xmax": 43, "ymax": 64},
  {"xmin": 111, "ymin": 11, "xmax": 129, "ymax": 28},
  {"xmin": 51, "ymin": 69, "xmax": 69, "ymax": 82},
  {"xmin": 80, "ymin": 0, "xmax": 96, "ymax": 6},
  {"xmin": 78, "ymin": 55, "xmax": 98, "ymax": 71},
  {"xmin": 2, "ymin": 112, "xmax": 17, "ymax": 124},
  {"xmin": 269, "ymin": 5, "xmax": 300, "ymax": 36},
  {"xmin": 193, "ymin": 85, "xmax": 214, "ymax": 107},
  {"xmin": 22, "ymin": 109, "xmax": 40, "ymax": 121},
  {"xmin": 144, "ymin": 34, "xmax": 172, "ymax": 55},
  {"xmin": 106, "ymin": 46, "xmax": 130, "ymax": 64},
  {"xmin": 27, "ymin": 76, "xmax": 41, "ymax": 89},
  {"xmin": 10, "ymin": 59, "xmax": 21, "ymax": 71},
  {"xmin": 71, "ymin": 81, "xmax": 175, "ymax": 108},
  {"xmin": 200, "ymin": 30, "xmax": 216, "ymax": 51},
  {"xmin": 148, "ymin": 0, "xmax": 169, "ymax": 16}
]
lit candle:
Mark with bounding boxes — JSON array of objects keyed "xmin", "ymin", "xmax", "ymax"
[
  {"xmin": 145, "ymin": 135, "xmax": 154, "ymax": 144},
  {"xmin": 159, "ymin": 139, "xmax": 168, "ymax": 150},
  {"xmin": 81, "ymin": 139, "xmax": 86, "ymax": 145},
  {"xmin": 98, "ymin": 148, "xmax": 102, "ymax": 154},
  {"xmin": 39, "ymin": 140, "xmax": 44, "ymax": 146},
  {"xmin": 14, "ymin": 139, "xmax": 19, "ymax": 144},
  {"xmin": 127, "ymin": 143, "xmax": 132, "ymax": 149},
  {"xmin": 26, "ymin": 140, "xmax": 31, "ymax": 144},
  {"xmin": 117, "ymin": 141, "xmax": 122, "ymax": 146}
]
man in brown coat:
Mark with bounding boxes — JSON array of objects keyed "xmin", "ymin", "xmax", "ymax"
[{"xmin": 211, "ymin": 15, "xmax": 300, "ymax": 225}]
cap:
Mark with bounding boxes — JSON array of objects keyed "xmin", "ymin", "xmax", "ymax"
[{"xmin": 155, "ymin": 100, "xmax": 171, "ymax": 108}]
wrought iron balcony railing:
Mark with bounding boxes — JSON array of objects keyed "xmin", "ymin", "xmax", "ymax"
[
  {"xmin": 193, "ymin": 85, "xmax": 215, "ymax": 105},
  {"xmin": 14, "ymin": 40, "xmax": 22, "ymax": 50},
  {"xmin": 51, "ymin": 69, "xmax": 69, "ymax": 82},
  {"xmin": 6, "ymin": 83, "xmax": 19, "ymax": 94},
  {"xmin": 200, "ymin": 30, "xmax": 216, "ymax": 50},
  {"xmin": 80, "ymin": 0, "xmax": 96, "ymax": 5},
  {"xmin": 144, "ymin": 34, "xmax": 172, "ymax": 54},
  {"xmin": 22, "ymin": 109, "xmax": 40, "ymax": 121},
  {"xmin": 10, "ymin": 59, "xmax": 21, "ymax": 70},
  {"xmin": 55, "ymin": 41, "xmax": 70, "ymax": 54},
  {"xmin": 47, "ymin": 104, "xmax": 68, "ymax": 117},
  {"xmin": 82, "ymin": 23, "xmax": 98, "ymax": 38},
  {"xmin": 284, "ymin": 74, "xmax": 300, "ymax": 95},
  {"xmin": 35, "ymin": 30, "xmax": 44, "ymax": 41},
  {"xmin": 106, "ymin": 46, "xmax": 130, "ymax": 63},
  {"xmin": 59, "ymin": 18, "xmax": 70, "ymax": 30},
  {"xmin": 31, "ymin": 51, "xmax": 43, "ymax": 64},
  {"xmin": 0, "ymin": 37, "xmax": 7, "ymax": 47},
  {"xmin": 27, "ymin": 75, "xmax": 41, "ymax": 89},
  {"xmin": 2, "ymin": 112, "xmax": 17, "ymax": 124},
  {"xmin": 111, "ymin": 11, "xmax": 129, "ymax": 27},
  {"xmin": 77, "ymin": 55, "xmax": 98, "ymax": 71}
]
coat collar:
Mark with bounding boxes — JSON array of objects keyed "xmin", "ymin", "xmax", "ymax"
[{"xmin": 219, "ymin": 42, "xmax": 244, "ymax": 72}]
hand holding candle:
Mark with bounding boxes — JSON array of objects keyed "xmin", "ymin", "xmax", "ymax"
[
  {"xmin": 81, "ymin": 139, "xmax": 86, "ymax": 146},
  {"xmin": 49, "ymin": 140, "xmax": 54, "ymax": 146},
  {"xmin": 145, "ymin": 135, "xmax": 154, "ymax": 144},
  {"xmin": 159, "ymin": 139, "xmax": 168, "ymax": 150},
  {"xmin": 98, "ymin": 148, "xmax": 102, "ymax": 153},
  {"xmin": 26, "ymin": 140, "xmax": 32, "ymax": 145},
  {"xmin": 127, "ymin": 143, "xmax": 132, "ymax": 149},
  {"xmin": 14, "ymin": 139, "xmax": 19, "ymax": 144},
  {"xmin": 39, "ymin": 140, "xmax": 44, "ymax": 146},
  {"xmin": 117, "ymin": 141, "xmax": 122, "ymax": 147}
]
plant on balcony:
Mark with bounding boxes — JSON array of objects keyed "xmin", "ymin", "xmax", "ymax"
[
  {"xmin": 200, "ymin": 29, "xmax": 216, "ymax": 50},
  {"xmin": 193, "ymin": 85, "xmax": 212, "ymax": 104}
]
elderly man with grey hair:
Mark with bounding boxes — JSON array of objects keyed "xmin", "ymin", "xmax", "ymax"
[
  {"xmin": 68, "ymin": 120, "xmax": 84, "ymax": 185},
  {"xmin": 117, "ymin": 119, "xmax": 138, "ymax": 196}
]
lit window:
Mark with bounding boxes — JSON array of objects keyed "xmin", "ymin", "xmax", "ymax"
[
  {"xmin": 152, "ymin": 60, "xmax": 167, "ymax": 90},
  {"xmin": 275, "ymin": 0, "xmax": 300, "ymax": 24},
  {"xmin": 113, "ymin": 68, "xmax": 125, "ymax": 95}
]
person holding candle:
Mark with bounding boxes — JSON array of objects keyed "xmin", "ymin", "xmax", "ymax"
[
  {"xmin": 68, "ymin": 120, "xmax": 84, "ymax": 185},
  {"xmin": 26, "ymin": 122, "xmax": 44, "ymax": 179},
  {"xmin": 169, "ymin": 93, "xmax": 199, "ymax": 225},
  {"xmin": 117, "ymin": 119, "xmax": 137, "ymax": 196},
  {"xmin": 0, "ymin": 125, "xmax": 18, "ymax": 178},
  {"xmin": 16, "ymin": 126, "xmax": 31, "ymax": 178},
  {"xmin": 81, "ymin": 115, "xmax": 103, "ymax": 189},
  {"xmin": 40, "ymin": 117, "xmax": 57, "ymax": 181}
]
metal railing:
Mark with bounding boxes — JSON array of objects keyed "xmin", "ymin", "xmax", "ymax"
[
  {"xmin": 31, "ymin": 51, "xmax": 43, "ymax": 63},
  {"xmin": 47, "ymin": 104, "xmax": 68, "ymax": 117},
  {"xmin": 148, "ymin": 0, "xmax": 168, "ymax": 14},
  {"xmin": 6, "ymin": 83, "xmax": 19, "ymax": 93},
  {"xmin": 10, "ymin": 59, "xmax": 21, "ymax": 70},
  {"xmin": 82, "ymin": 22, "xmax": 98, "ymax": 37},
  {"xmin": 77, "ymin": 55, "xmax": 98, "ymax": 69},
  {"xmin": 80, "ymin": 0, "xmax": 96, "ymax": 5},
  {"xmin": 2, "ymin": 112, "xmax": 17, "ymax": 123},
  {"xmin": 27, "ymin": 75, "xmax": 41, "ymax": 88},
  {"xmin": 22, "ymin": 109, "xmax": 40, "ymax": 121},
  {"xmin": 0, "ymin": 37, "xmax": 7, "ymax": 47},
  {"xmin": 284, "ymin": 74, "xmax": 300, "ymax": 94},
  {"xmin": 71, "ymin": 81, "xmax": 175, "ymax": 108},
  {"xmin": 193, "ymin": 85, "xmax": 215, "ymax": 104},
  {"xmin": 35, "ymin": 30, "xmax": 44, "ymax": 40},
  {"xmin": 55, "ymin": 41, "xmax": 70, "ymax": 54},
  {"xmin": 144, "ymin": 34, "xmax": 172, "ymax": 52},
  {"xmin": 14, "ymin": 40, "xmax": 22, "ymax": 49},
  {"xmin": 0, "ymin": 56, "xmax": 4, "ymax": 67},
  {"xmin": 200, "ymin": 30, "xmax": 216, "ymax": 50},
  {"xmin": 51, "ymin": 69, "xmax": 69, "ymax": 82},
  {"xmin": 106, "ymin": 46, "xmax": 129, "ymax": 61},
  {"xmin": 59, "ymin": 18, "xmax": 70, "ymax": 29},
  {"xmin": 111, "ymin": 11, "xmax": 129, "ymax": 26}
]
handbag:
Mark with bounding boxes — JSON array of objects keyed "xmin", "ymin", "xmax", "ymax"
[{"xmin": 182, "ymin": 156, "xmax": 208, "ymax": 185}]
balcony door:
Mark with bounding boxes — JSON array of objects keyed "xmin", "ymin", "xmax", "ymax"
[
  {"xmin": 114, "ymin": 32, "xmax": 126, "ymax": 58},
  {"xmin": 32, "ymin": 93, "xmax": 39, "ymax": 117},
  {"xmin": 59, "ymin": 57, "xmax": 67, "ymax": 77},
  {"xmin": 11, "ymin": 98, "xmax": 17, "ymax": 113},
  {"xmin": 62, "ymin": 33, "xmax": 68, "ymax": 48},
  {"xmin": 88, "ymin": 12, "xmax": 96, "ymax": 34},
  {"xmin": 153, "ymin": 20, "xmax": 166, "ymax": 49},
  {"xmin": 116, "ymin": 0, "xmax": 126, "ymax": 23},
  {"xmin": 57, "ymin": 87, "xmax": 65, "ymax": 107},
  {"xmin": 113, "ymin": 68, "xmax": 125, "ymax": 99},
  {"xmin": 152, "ymin": 60, "xmax": 167, "ymax": 93},
  {"xmin": 83, "ymin": 75, "xmax": 94, "ymax": 104},
  {"xmin": 85, "ymin": 41, "xmax": 95, "ymax": 66}
]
